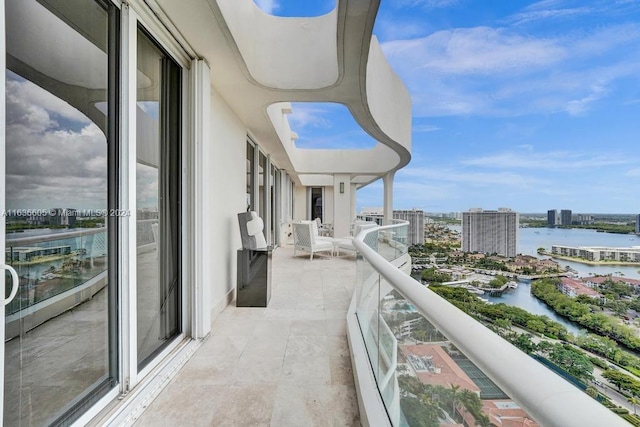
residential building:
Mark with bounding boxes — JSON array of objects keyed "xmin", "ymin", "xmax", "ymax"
[
  {"xmin": 560, "ymin": 209, "xmax": 573, "ymax": 225},
  {"xmin": 583, "ymin": 276, "xmax": 640, "ymax": 288},
  {"xmin": 547, "ymin": 209, "xmax": 558, "ymax": 226},
  {"xmin": 558, "ymin": 277, "xmax": 601, "ymax": 299},
  {"xmin": 552, "ymin": 245, "xmax": 640, "ymax": 262},
  {"xmin": 0, "ymin": 1, "xmax": 624, "ymax": 426},
  {"xmin": 462, "ymin": 208, "xmax": 519, "ymax": 257},
  {"xmin": 358, "ymin": 206, "xmax": 384, "ymax": 225},
  {"xmin": 358, "ymin": 207, "xmax": 425, "ymax": 245},
  {"xmin": 393, "ymin": 209, "xmax": 425, "ymax": 246},
  {"xmin": 576, "ymin": 214, "xmax": 594, "ymax": 225},
  {"xmin": 400, "ymin": 344, "xmax": 481, "ymax": 394},
  {"xmin": 50, "ymin": 208, "xmax": 78, "ymax": 228}
]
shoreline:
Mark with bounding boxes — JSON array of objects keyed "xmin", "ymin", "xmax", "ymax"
[{"xmin": 540, "ymin": 252, "xmax": 640, "ymax": 267}]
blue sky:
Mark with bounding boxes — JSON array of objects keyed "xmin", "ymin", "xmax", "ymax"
[{"xmin": 258, "ymin": 0, "xmax": 640, "ymax": 214}]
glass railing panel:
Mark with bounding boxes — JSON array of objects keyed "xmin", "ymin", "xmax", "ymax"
[
  {"xmin": 378, "ymin": 288, "xmax": 540, "ymax": 427},
  {"xmin": 373, "ymin": 223, "xmax": 408, "ymax": 263},
  {"xmin": 355, "ymin": 222, "xmax": 409, "ymax": 395},
  {"xmin": 5, "ymin": 229, "xmax": 108, "ymax": 315},
  {"xmin": 353, "ymin": 221, "xmax": 626, "ymax": 427},
  {"xmin": 355, "ymin": 222, "xmax": 540, "ymax": 426},
  {"xmin": 356, "ymin": 252, "xmax": 381, "ymax": 383}
]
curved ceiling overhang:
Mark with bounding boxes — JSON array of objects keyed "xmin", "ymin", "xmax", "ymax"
[
  {"xmin": 153, "ymin": 0, "xmax": 412, "ymax": 184},
  {"xmin": 299, "ymin": 174, "xmax": 383, "ymax": 188},
  {"xmin": 218, "ymin": 1, "xmax": 339, "ymax": 89}
]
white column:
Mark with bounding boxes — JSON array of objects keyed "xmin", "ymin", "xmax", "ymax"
[
  {"xmin": 191, "ymin": 59, "xmax": 211, "ymax": 339},
  {"xmin": 350, "ymin": 184, "xmax": 358, "ymax": 222},
  {"xmin": 333, "ymin": 174, "xmax": 351, "ymax": 238},
  {"xmin": 383, "ymin": 171, "xmax": 395, "ymax": 225}
]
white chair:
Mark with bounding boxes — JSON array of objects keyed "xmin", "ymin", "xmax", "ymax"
[
  {"xmin": 314, "ymin": 217, "xmax": 333, "ymax": 237},
  {"xmin": 293, "ymin": 222, "xmax": 334, "ymax": 260},
  {"xmin": 309, "ymin": 220, "xmax": 334, "ymax": 244},
  {"xmin": 335, "ymin": 222, "xmax": 377, "ymax": 256}
]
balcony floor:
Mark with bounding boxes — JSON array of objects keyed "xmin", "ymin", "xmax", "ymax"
[{"xmin": 134, "ymin": 245, "xmax": 361, "ymax": 426}]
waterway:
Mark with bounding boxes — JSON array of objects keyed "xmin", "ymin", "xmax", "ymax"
[{"xmin": 448, "ymin": 226, "xmax": 640, "ymax": 334}]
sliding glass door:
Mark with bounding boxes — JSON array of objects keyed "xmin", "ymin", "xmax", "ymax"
[
  {"xmin": 2, "ymin": 0, "xmax": 118, "ymax": 424},
  {"xmin": 135, "ymin": 27, "xmax": 181, "ymax": 369},
  {"xmin": 1, "ymin": 1, "xmax": 186, "ymax": 423}
]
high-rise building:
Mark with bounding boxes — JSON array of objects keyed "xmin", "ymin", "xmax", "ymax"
[
  {"xmin": 393, "ymin": 209, "xmax": 425, "ymax": 246},
  {"xmin": 358, "ymin": 208, "xmax": 425, "ymax": 245},
  {"xmin": 547, "ymin": 209, "xmax": 558, "ymax": 226},
  {"xmin": 560, "ymin": 209, "xmax": 572, "ymax": 226},
  {"xmin": 462, "ymin": 208, "xmax": 519, "ymax": 257},
  {"xmin": 636, "ymin": 214, "xmax": 640, "ymax": 234}
]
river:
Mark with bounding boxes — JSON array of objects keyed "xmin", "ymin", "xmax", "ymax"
[{"xmin": 448, "ymin": 226, "xmax": 640, "ymax": 334}]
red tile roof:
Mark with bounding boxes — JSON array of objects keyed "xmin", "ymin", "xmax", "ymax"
[{"xmin": 400, "ymin": 344, "xmax": 480, "ymax": 393}]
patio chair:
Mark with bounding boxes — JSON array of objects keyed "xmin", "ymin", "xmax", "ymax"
[
  {"xmin": 293, "ymin": 222, "xmax": 334, "ymax": 260},
  {"xmin": 309, "ymin": 219, "xmax": 334, "ymax": 243},
  {"xmin": 335, "ymin": 222, "xmax": 377, "ymax": 256}
]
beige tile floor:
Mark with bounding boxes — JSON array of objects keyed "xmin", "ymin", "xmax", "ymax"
[{"xmin": 134, "ymin": 245, "xmax": 361, "ymax": 426}]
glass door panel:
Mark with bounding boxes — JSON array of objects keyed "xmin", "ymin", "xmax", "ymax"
[
  {"xmin": 3, "ymin": 0, "xmax": 116, "ymax": 424},
  {"xmin": 136, "ymin": 27, "xmax": 181, "ymax": 369}
]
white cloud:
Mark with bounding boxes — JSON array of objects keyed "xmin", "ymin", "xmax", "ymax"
[
  {"xmin": 393, "ymin": 0, "xmax": 459, "ymax": 9},
  {"xmin": 380, "ymin": 22, "xmax": 640, "ymax": 117},
  {"xmin": 288, "ymin": 104, "xmax": 334, "ymax": 131},
  {"xmin": 375, "ymin": 18, "xmax": 430, "ymax": 41},
  {"xmin": 564, "ymin": 84, "xmax": 607, "ymax": 115},
  {"xmin": 398, "ymin": 167, "xmax": 546, "ymax": 187},
  {"xmin": 625, "ymin": 168, "xmax": 640, "ymax": 177},
  {"xmin": 383, "ymin": 27, "xmax": 565, "ymax": 76},
  {"xmin": 5, "ymin": 76, "xmax": 108, "ymax": 210},
  {"xmin": 524, "ymin": 0, "xmax": 568, "ymax": 11},
  {"xmin": 413, "ymin": 124, "xmax": 441, "ymax": 132},
  {"xmin": 506, "ymin": 7, "xmax": 593, "ymax": 25},
  {"xmin": 294, "ymin": 128, "xmax": 376, "ymax": 149},
  {"xmin": 7, "ymin": 77, "xmax": 91, "ymax": 125},
  {"xmin": 461, "ymin": 149, "xmax": 633, "ymax": 170},
  {"xmin": 254, "ymin": 0, "xmax": 280, "ymax": 14}
]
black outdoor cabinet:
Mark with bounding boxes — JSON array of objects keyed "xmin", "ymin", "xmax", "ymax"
[
  {"xmin": 236, "ymin": 248, "xmax": 272, "ymax": 307},
  {"xmin": 236, "ymin": 211, "xmax": 272, "ymax": 307}
]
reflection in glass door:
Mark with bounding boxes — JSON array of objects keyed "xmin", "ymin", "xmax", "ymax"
[
  {"xmin": 136, "ymin": 27, "xmax": 181, "ymax": 369},
  {"xmin": 3, "ymin": 0, "xmax": 117, "ymax": 424},
  {"xmin": 310, "ymin": 187, "xmax": 323, "ymax": 222}
]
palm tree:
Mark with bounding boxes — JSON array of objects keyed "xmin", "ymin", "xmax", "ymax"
[
  {"xmin": 448, "ymin": 384, "xmax": 461, "ymax": 419},
  {"xmin": 476, "ymin": 413, "xmax": 495, "ymax": 427}
]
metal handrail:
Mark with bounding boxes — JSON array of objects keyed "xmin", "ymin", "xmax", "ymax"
[{"xmin": 352, "ymin": 223, "xmax": 628, "ymax": 427}]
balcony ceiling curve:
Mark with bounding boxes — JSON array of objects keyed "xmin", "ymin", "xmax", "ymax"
[{"xmin": 152, "ymin": 0, "xmax": 412, "ymax": 185}]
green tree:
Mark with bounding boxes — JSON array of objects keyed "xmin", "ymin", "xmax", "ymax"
[
  {"xmin": 586, "ymin": 386, "xmax": 598, "ymax": 399},
  {"xmin": 628, "ymin": 396, "xmax": 640, "ymax": 415},
  {"xmin": 512, "ymin": 334, "xmax": 536, "ymax": 354},
  {"xmin": 548, "ymin": 344, "xmax": 593, "ymax": 380}
]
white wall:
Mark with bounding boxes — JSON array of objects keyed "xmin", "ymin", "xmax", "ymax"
[
  {"xmin": 324, "ymin": 187, "xmax": 334, "ymax": 225},
  {"xmin": 333, "ymin": 174, "xmax": 351, "ymax": 238},
  {"xmin": 293, "ymin": 185, "xmax": 307, "ymax": 221},
  {"xmin": 204, "ymin": 85, "xmax": 247, "ymax": 320}
]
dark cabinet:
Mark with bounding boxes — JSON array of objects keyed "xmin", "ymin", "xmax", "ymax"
[{"xmin": 236, "ymin": 248, "xmax": 272, "ymax": 307}]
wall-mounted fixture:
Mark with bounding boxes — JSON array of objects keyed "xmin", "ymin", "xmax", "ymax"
[{"xmin": 340, "ymin": 182, "xmax": 344, "ymax": 193}]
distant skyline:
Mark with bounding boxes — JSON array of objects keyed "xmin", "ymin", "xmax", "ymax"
[{"xmin": 258, "ymin": 0, "xmax": 640, "ymax": 214}]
